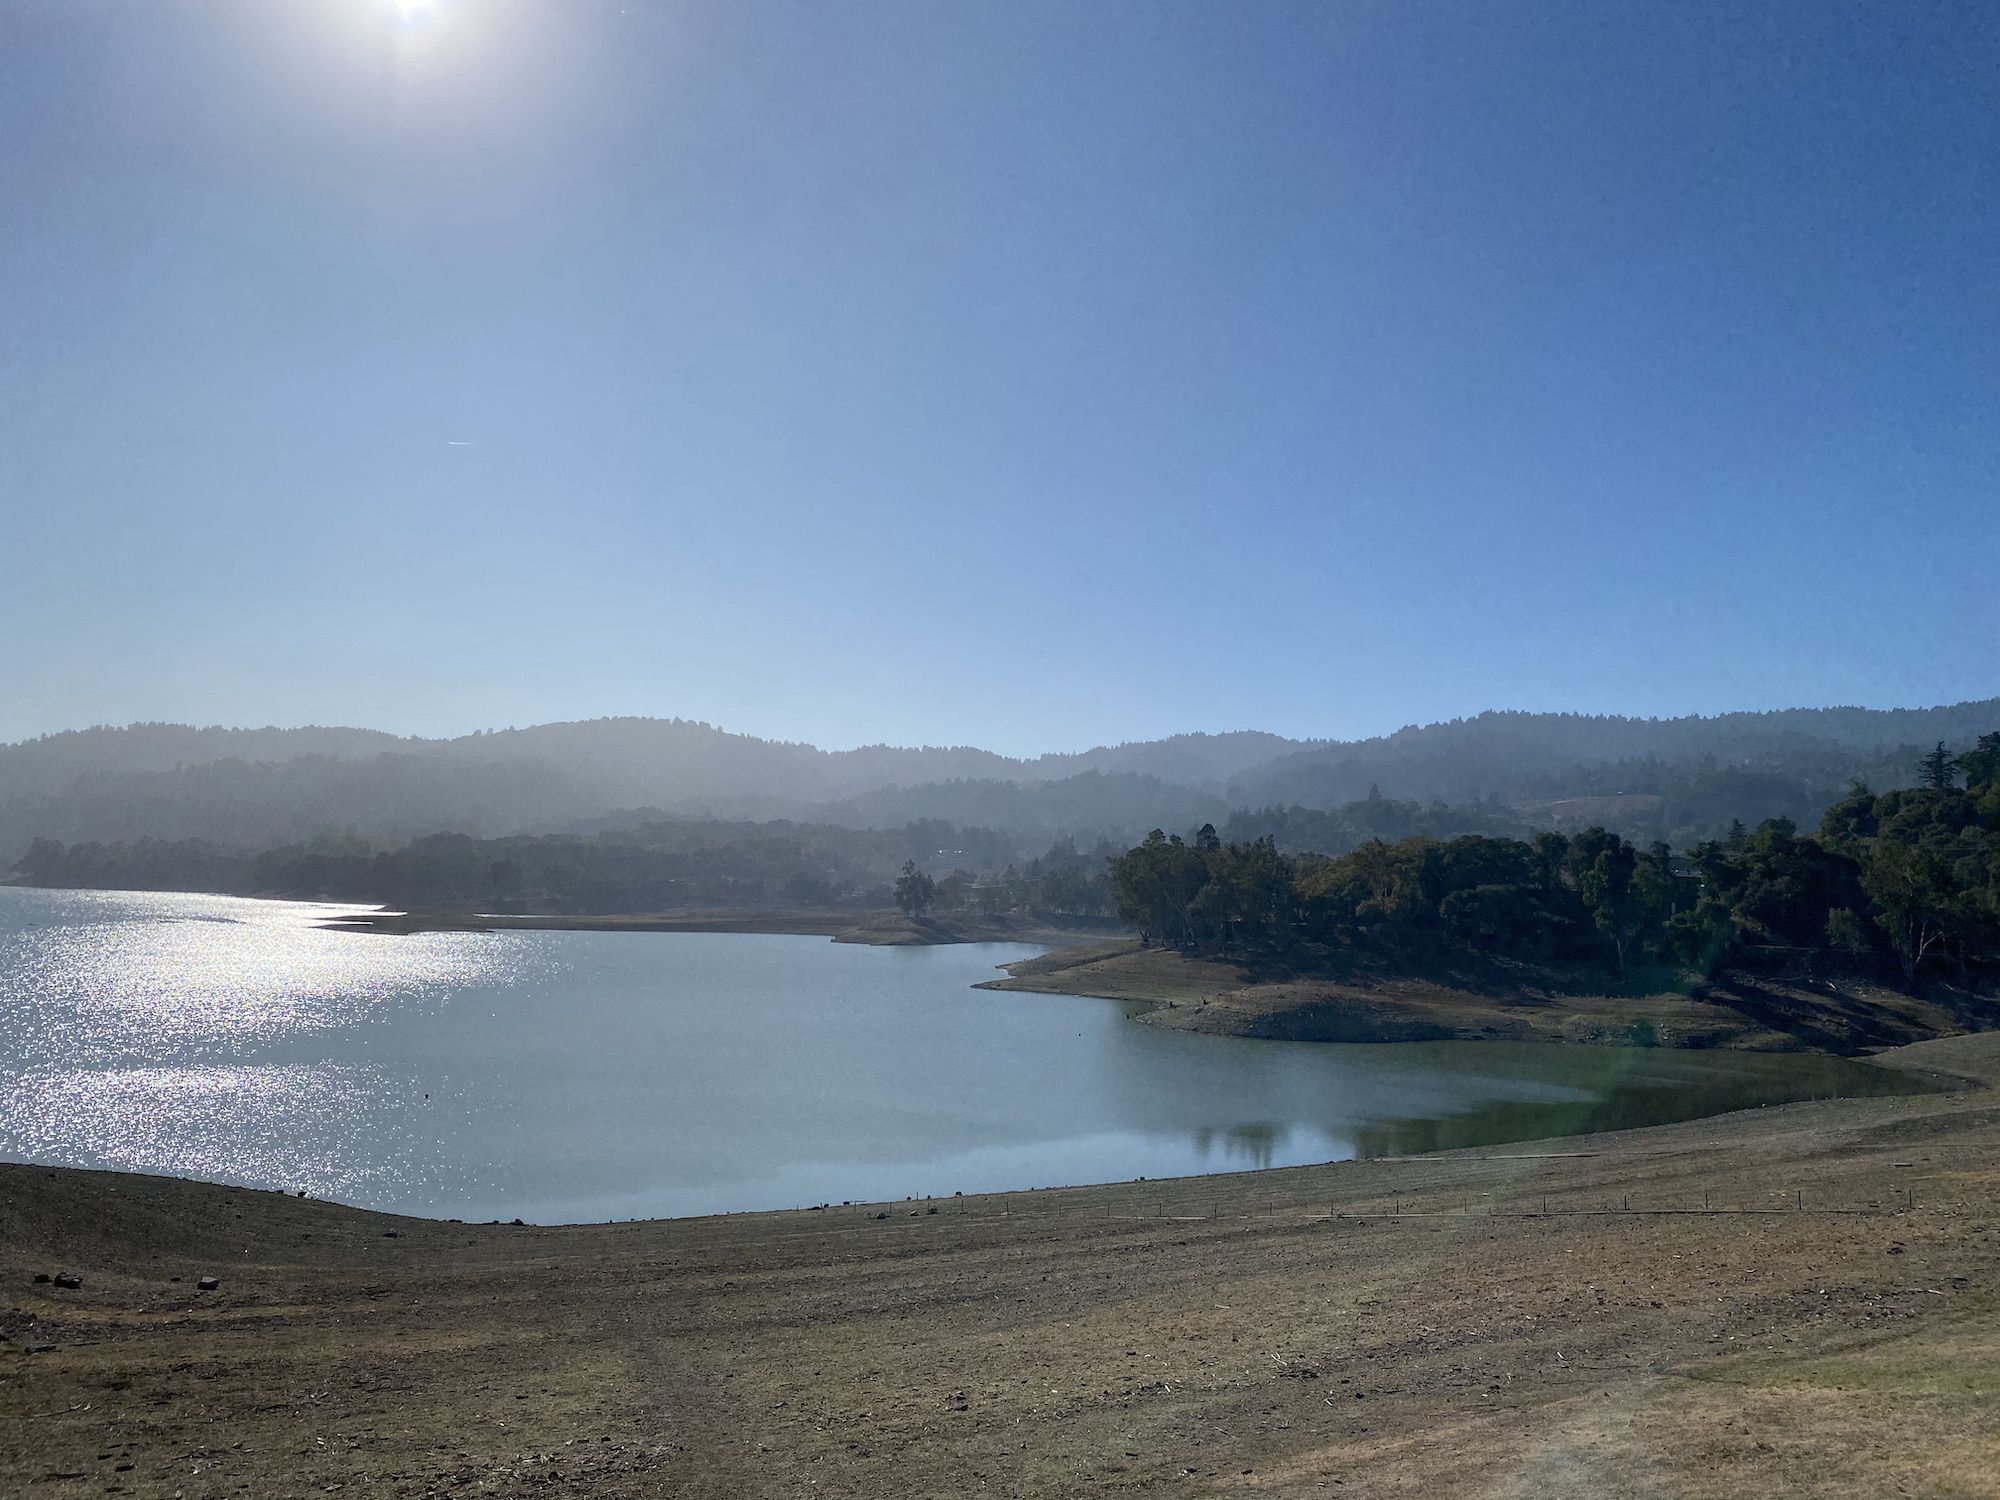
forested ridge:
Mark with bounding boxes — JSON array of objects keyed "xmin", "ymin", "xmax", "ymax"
[
  {"xmin": 4, "ymin": 700, "xmax": 1998, "ymax": 862},
  {"xmin": 10, "ymin": 740, "xmax": 1998, "ymax": 995},
  {"xmin": 1110, "ymin": 738, "xmax": 2000, "ymax": 988},
  {"xmin": 10, "ymin": 818, "xmax": 1126, "ymax": 920}
]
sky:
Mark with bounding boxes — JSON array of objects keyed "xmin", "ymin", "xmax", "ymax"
[{"xmin": 2, "ymin": 0, "xmax": 1995, "ymax": 756}]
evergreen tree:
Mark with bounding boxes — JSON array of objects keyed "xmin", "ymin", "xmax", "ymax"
[{"xmin": 1920, "ymin": 741, "xmax": 1959, "ymax": 791}]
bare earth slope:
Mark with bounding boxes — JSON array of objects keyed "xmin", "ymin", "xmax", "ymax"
[{"xmin": 3, "ymin": 1036, "xmax": 1998, "ymax": 1498}]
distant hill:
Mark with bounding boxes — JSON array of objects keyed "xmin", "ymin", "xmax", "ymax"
[
  {"xmin": 1229, "ymin": 702, "xmax": 2000, "ymax": 804},
  {"xmin": 0, "ymin": 723, "xmax": 412, "ymax": 792},
  {"xmin": 1221, "ymin": 703, "xmax": 2000, "ymax": 845},
  {"xmin": 2, "ymin": 700, "xmax": 1997, "ymax": 865}
]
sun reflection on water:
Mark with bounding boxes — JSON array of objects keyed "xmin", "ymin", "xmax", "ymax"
[
  {"xmin": 0, "ymin": 1061, "xmax": 423, "ymax": 1203},
  {"xmin": 0, "ymin": 888, "xmax": 534, "ymax": 1065},
  {"xmin": 0, "ymin": 887, "xmax": 539, "ymax": 1205}
]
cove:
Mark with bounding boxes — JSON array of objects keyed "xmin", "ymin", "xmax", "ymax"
[{"xmin": 0, "ymin": 887, "xmax": 1924, "ymax": 1222}]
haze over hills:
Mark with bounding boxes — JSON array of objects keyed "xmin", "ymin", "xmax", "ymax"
[{"xmin": 3, "ymin": 700, "xmax": 1998, "ymax": 870}]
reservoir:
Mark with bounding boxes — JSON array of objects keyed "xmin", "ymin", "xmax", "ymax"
[{"xmin": 0, "ymin": 886, "xmax": 1922, "ymax": 1222}]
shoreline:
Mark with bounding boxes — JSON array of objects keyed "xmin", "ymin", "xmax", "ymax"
[
  {"xmin": 981, "ymin": 940, "xmax": 1998, "ymax": 1054},
  {"xmin": 322, "ymin": 903, "xmax": 1998, "ymax": 1057},
  {"xmin": 317, "ymin": 904, "xmax": 1116, "ymax": 949},
  {"xmin": 3, "ymin": 1032, "xmax": 1995, "ymax": 1497},
  {"xmin": 2, "ymin": 1039, "xmax": 1967, "ymax": 1233},
  {"xmin": 15, "ymin": 882, "xmax": 1989, "ymax": 1057}
]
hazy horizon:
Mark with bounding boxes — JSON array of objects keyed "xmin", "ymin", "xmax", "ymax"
[
  {"xmin": 7, "ymin": 1, "xmax": 1996, "ymax": 757},
  {"xmin": 7, "ymin": 688, "xmax": 2000, "ymax": 760}
]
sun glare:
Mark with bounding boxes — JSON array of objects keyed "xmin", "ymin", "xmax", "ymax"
[{"xmin": 390, "ymin": 0, "xmax": 438, "ymax": 24}]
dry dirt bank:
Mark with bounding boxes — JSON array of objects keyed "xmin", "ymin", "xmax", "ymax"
[
  {"xmin": 981, "ymin": 942, "xmax": 1990, "ymax": 1053},
  {"xmin": 3, "ymin": 1037, "xmax": 1998, "ymax": 1498}
]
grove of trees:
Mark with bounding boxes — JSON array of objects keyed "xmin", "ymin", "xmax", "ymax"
[
  {"xmin": 1111, "ymin": 738, "xmax": 2000, "ymax": 986},
  {"xmin": 11, "ymin": 820, "xmax": 1124, "ymax": 923},
  {"xmin": 13, "ymin": 818, "xmax": 1000, "ymax": 915},
  {"xmin": 893, "ymin": 860, "xmax": 936, "ymax": 918}
]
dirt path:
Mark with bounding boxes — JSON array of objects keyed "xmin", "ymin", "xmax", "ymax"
[{"xmin": 3, "ymin": 1036, "xmax": 1998, "ymax": 1498}]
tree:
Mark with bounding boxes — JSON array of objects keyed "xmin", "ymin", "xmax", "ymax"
[
  {"xmin": 1825, "ymin": 907, "xmax": 1871, "ymax": 953},
  {"xmin": 1189, "ymin": 836, "xmax": 1292, "ymax": 954},
  {"xmin": 1630, "ymin": 841, "xmax": 1684, "ymax": 959},
  {"xmin": 1920, "ymin": 742, "xmax": 1959, "ymax": 791},
  {"xmin": 1551, "ymin": 827, "xmax": 1643, "ymax": 970},
  {"xmin": 893, "ymin": 859, "xmax": 936, "ymax": 919},
  {"xmin": 1727, "ymin": 818, "xmax": 1867, "ymax": 948},
  {"xmin": 1440, "ymin": 882, "xmax": 1547, "ymax": 952},
  {"xmin": 1109, "ymin": 830, "xmax": 1209, "ymax": 948},
  {"xmin": 1817, "ymin": 781, "xmax": 1879, "ymax": 852},
  {"xmin": 1861, "ymin": 834, "xmax": 1954, "ymax": 981},
  {"xmin": 1960, "ymin": 733, "xmax": 2000, "ymax": 815}
]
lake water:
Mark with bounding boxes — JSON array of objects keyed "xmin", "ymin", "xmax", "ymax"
[{"xmin": 0, "ymin": 886, "xmax": 1923, "ymax": 1222}]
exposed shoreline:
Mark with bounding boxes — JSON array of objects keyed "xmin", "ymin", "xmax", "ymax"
[
  {"xmin": 981, "ymin": 940, "xmax": 1998, "ymax": 1055},
  {"xmin": 3, "ymin": 1033, "xmax": 1995, "ymax": 1497}
]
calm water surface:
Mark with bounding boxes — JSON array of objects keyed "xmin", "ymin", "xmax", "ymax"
[{"xmin": 0, "ymin": 886, "xmax": 1922, "ymax": 1222}]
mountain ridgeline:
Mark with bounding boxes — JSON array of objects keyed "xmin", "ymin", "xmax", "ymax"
[{"xmin": 4, "ymin": 702, "xmax": 1999, "ymax": 889}]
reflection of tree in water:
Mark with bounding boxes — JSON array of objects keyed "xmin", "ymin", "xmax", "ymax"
[
  {"xmin": 1350, "ymin": 1064, "xmax": 1926, "ymax": 1159},
  {"xmin": 1190, "ymin": 1121, "xmax": 1285, "ymax": 1168}
]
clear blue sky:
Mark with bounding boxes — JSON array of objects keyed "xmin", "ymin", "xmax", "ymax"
[{"xmin": 3, "ymin": 1, "xmax": 1995, "ymax": 755}]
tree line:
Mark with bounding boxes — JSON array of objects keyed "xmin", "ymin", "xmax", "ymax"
[
  {"xmin": 10, "ymin": 818, "xmax": 1010, "ymax": 914},
  {"xmin": 9, "ymin": 816, "xmax": 1122, "ymax": 922},
  {"xmin": 11, "ymin": 739, "xmax": 1997, "ymax": 979},
  {"xmin": 1111, "ymin": 738, "xmax": 2000, "ymax": 985}
]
